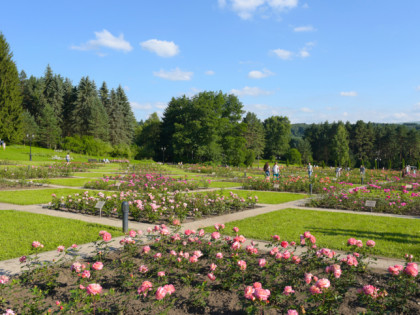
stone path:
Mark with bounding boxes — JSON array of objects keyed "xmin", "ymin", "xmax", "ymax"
[{"xmin": 0, "ymin": 196, "xmax": 416, "ymax": 276}]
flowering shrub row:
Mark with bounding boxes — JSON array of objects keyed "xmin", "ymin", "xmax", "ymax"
[
  {"xmin": 1, "ymin": 227, "xmax": 418, "ymax": 314},
  {"xmin": 83, "ymin": 173, "xmax": 209, "ymax": 193},
  {"xmin": 49, "ymin": 190, "xmax": 257, "ymax": 223},
  {"xmin": 308, "ymin": 183, "xmax": 420, "ymax": 216}
]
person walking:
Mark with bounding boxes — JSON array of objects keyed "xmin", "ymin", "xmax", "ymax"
[
  {"xmin": 272, "ymin": 162, "xmax": 279, "ymax": 181},
  {"xmin": 263, "ymin": 162, "xmax": 270, "ymax": 178},
  {"xmin": 66, "ymin": 152, "xmax": 71, "ymax": 165},
  {"xmin": 307, "ymin": 162, "xmax": 313, "ymax": 178},
  {"xmin": 2, "ymin": 140, "xmax": 5, "ymax": 150}
]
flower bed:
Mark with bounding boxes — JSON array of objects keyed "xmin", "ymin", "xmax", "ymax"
[
  {"xmin": 49, "ymin": 190, "xmax": 257, "ymax": 223},
  {"xmin": 1, "ymin": 228, "xmax": 418, "ymax": 314},
  {"xmin": 84, "ymin": 174, "xmax": 209, "ymax": 193},
  {"xmin": 307, "ymin": 183, "xmax": 420, "ymax": 215}
]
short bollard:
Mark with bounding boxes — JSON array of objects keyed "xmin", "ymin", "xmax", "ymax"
[
  {"xmin": 309, "ymin": 183, "xmax": 313, "ymax": 195},
  {"xmin": 122, "ymin": 201, "xmax": 129, "ymax": 233},
  {"xmin": 361, "ymin": 177, "xmax": 364, "ymax": 185},
  {"xmin": 244, "ymin": 171, "xmax": 247, "ymax": 178}
]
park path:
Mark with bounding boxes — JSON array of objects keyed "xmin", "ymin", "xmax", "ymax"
[{"xmin": 0, "ymin": 195, "xmax": 416, "ymax": 276}]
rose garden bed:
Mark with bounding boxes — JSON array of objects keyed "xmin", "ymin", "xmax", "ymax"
[{"xmin": 0, "ymin": 227, "xmax": 418, "ymax": 314}]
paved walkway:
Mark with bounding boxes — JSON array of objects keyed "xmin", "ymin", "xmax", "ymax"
[{"xmin": 0, "ymin": 196, "xmax": 415, "ymax": 276}]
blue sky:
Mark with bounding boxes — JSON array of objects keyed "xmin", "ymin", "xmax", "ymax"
[{"xmin": 1, "ymin": 0, "xmax": 420, "ymax": 123}]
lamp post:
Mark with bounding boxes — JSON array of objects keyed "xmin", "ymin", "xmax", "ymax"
[
  {"xmin": 161, "ymin": 146, "xmax": 166, "ymax": 164},
  {"xmin": 27, "ymin": 134, "xmax": 34, "ymax": 161}
]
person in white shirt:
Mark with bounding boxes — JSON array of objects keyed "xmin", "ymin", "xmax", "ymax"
[
  {"xmin": 308, "ymin": 162, "xmax": 313, "ymax": 178},
  {"xmin": 273, "ymin": 162, "xmax": 279, "ymax": 181}
]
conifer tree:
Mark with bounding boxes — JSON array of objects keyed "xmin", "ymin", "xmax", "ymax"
[
  {"xmin": 38, "ymin": 103, "xmax": 60, "ymax": 148},
  {"xmin": 116, "ymin": 86, "xmax": 136, "ymax": 144},
  {"xmin": 0, "ymin": 33, "xmax": 23, "ymax": 143},
  {"xmin": 42, "ymin": 65, "xmax": 64, "ymax": 127},
  {"xmin": 108, "ymin": 88, "xmax": 125, "ymax": 145}
]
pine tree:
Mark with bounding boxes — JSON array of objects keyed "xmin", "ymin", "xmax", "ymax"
[
  {"xmin": 42, "ymin": 65, "xmax": 64, "ymax": 126},
  {"xmin": 0, "ymin": 33, "xmax": 23, "ymax": 143},
  {"xmin": 72, "ymin": 77, "xmax": 109, "ymax": 141},
  {"xmin": 116, "ymin": 86, "xmax": 136, "ymax": 144},
  {"xmin": 62, "ymin": 78, "xmax": 77, "ymax": 137},
  {"xmin": 108, "ymin": 89, "xmax": 125, "ymax": 145},
  {"xmin": 38, "ymin": 103, "xmax": 60, "ymax": 148}
]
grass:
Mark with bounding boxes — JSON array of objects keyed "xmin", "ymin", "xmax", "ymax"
[
  {"xmin": 220, "ymin": 189, "xmax": 309, "ymax": 204},
  {"xmin": 0, "ymin": 210, "xmax": 124, "ymax": 260},
  {"xmin": 0, "ymin": 188, "xmax": 99, "ymax": 205},
  {"xmin": 207, "ymin": 181, "xmax": 242, "ymax": 188},
  {"xmin": 35, "ymin": 178, "xmax": 92, "ymax": 187},
  {"xmin": 207, "ymin": 208, "xmax": 420, "ymax": 259},
  {"xmin": 73, "ymin": 172, "xmax": 111, "ymax": 178}
]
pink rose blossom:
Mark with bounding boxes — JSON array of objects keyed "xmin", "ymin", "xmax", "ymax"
[
  {"xmin": 216, "ymin": 252, "xmax": 223, "ymax": 259},
  {"xmin": 304, "ymin": 273, "xmax": 313, "ymax": 284},
  {"xmin": 309, "ymin": 285, "xmax": 322, "ymax": 295},
  {"xmin": 19, "ymin": 256, "xmax": 27, "ymax": 263},
  {"xmin": 288, "ymin": 310, "xmax": 299, "ymax": 315},
  {"xmin": 210, "ymin": 263, "xmax": 217, "ymax": 271},
  {"xmin": 102, "ymin": 232, "xmax": 112, "ymax": 242},
  {"xmin": 233, "ymin": 226, "xmax": 239, "ymax": 233},
  {"xmin": 129, "ymin": 230, "xmax": 136, "ymax": 238},
  {"xmin": 211, "ymin": 232, "xmax": 221, "ymax": 240},
  {"xmin": 207, "ymin": 273, "xmax": 216, "ymax": 281},
  {"xmin": 237, "ymin": 260, "xmax": 247, "ymax": 271},
  {"xmin": 138, "ymin": 281, "xmax": 153, "ymax": 297},
  {"xmin": 0, "ymin": 275, "xmax": 9, "ymax": 284},
  {"xmin": 272, "ymin": 235, "xmax": 280, "ymax": 241},
  {"xmin": 57, "ymin": 245, "xmax": 65, "ymax": 252},
  {"xmin": 404, "ymin": 263, "xmax": 418, "ymax": 277},
  {"xmin": 156, "ymin": 286, "xmax": 167, "ymax": 300},
  {"xmin": 281, "ymin": 241, "xmax": 289, "ymax": 248},
  {"xmin": 347, "ymin": 238, "xmax": 357, "ymax": 246},
  {"xmin": 254, "ymin": 288, "xmax": 271, "ymax": 301},
  {"xmin": 259, "ymin": 258, "xmax": 266, "ymax": 267},
  {"xmin": 316, "ymin": 278, "xmax": 330, "ymax": 289},
  {"xmin": 366, "ymin": 240, "xmax": 375, "ymax": 247},
  {"xmin": 86, "ymin": 283, "xmax": 102, "ymax": 295},
  {"xmin": 158, "ymin": 271, "xmax": 165, "ymax": 277},
  {"xmin": 32, "ymin": 241, "xmax": 43, "ymax": 248},
  {"xmin": 283, "ymin": 286, "xmax": 295, "ymax": 295},
  {"xmin": 139, "ymin": 265, "xmax": 148, "ymax": 273},
  {"xmin": 81, "ymin": 270, "xmax": 91, "ymax": 279},
  {"xmin": 244, "ymin": 286, "xmax": 255, "ymax": 301},
  {"xmin": 92, "ymin": 262, "xmax": 103, "ymax": 271}
]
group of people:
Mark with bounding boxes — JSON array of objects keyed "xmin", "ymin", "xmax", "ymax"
[{"xmin": 263, "ymin": 162, "xmax": 281, "ymax": 180}]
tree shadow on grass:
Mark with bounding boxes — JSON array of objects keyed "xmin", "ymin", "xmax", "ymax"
[{"xmin": 306, "ymin": 227, "xmax": 420, "ymax": 245}]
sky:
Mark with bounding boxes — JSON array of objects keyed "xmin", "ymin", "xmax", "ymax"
[{"xmin": 1, "ymin": 0, "xmax": 420, "ymax": 124}]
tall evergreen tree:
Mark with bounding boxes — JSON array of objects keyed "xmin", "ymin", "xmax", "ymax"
[
  {"xmin": 71, "ymin": 77, "xmax": 109, "ymax": 141},
  {"xmin": 108, "ymin": 88, "xmax": 125, "ymax": 145},
  {"xmin": 42, "ymin": 65, "xmax": 64, "ymax": 126},
  {"xmin": 99, "ymin": 82, "xmax": 111, "ymax": 115},
  {"xmin": 116, "ymin": 86, "xmax": 136, "ymax": 144},
  {"xmin": 38, "ymin": 103, "xmax": 61, "ymax": 148},
  {"xmin": 61, "ymin": 78, "xmax": 77, "ymax": 137},
  {"xmin": 0, "ymin": 33, "xmax": 23, "ymax": 143}
]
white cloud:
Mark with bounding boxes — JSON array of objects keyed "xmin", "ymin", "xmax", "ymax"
[
  {"xmin": 153, "ymin": 68, "xmax": 193, "ymax": 81},
  {"xmin": 340, "ymin": 91, "xmax": 358, "ymax": 97},
  {"xmin": 299, "ymin": 49, "xmax": 310, "ymax": 58},
  {"xmin": 155, "ymin": 102, "xmax": 167, "ymax": 109},
  {"xmin": 130, "ymin": 102, "xmax": 152, "ymax": 110},
  {"xmin": 230, "ymin": 86, "xmax": 273, "ymax": 96},
  {"xmin": 248, "ymin": 68, "xmax": 275, "ymax": 79},
  {"xmin": 294, "ymin": 25, "xmax": 316, "ymax": 32},
  {"xmin": 393, "ymin": 112, "xmax": 408, "ymax": 119},
  {"xmin": 221, "ymin": 0, "xmax": 298, "ymax": 20},
  {"xmin": 140, "ymin": 39, "xmax": 179, "ymax": 57},
  {"xmin": 300, "ymin": 107, "xmax": 313, "ymax": 113},
  {"xmin": 218, "ymin": 0, "xmax": 227, "ymax": 7},
  {"xmin": 71, "ymin": 29, "xmax": 132, "ymax": 52},
  {"xmin": 271, "ymin": 48, "xmax": 293, "ymax": 60},
  {"xmin": 205, "ymin": 70, "xmax": 215, "ymax": 75}
]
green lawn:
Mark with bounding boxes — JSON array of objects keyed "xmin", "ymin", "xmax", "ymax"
[
  {"xmin": 207, "ymin": 208, "xmax": 420, "ymax": 259},
  {"xmin": 36, "ymin": 178, "xmax": 92, "ymax": 187},
  {"xmin": 0, "ymin": 188, "xmax": 99, "ymax": 205},
  {"xmin": 220, "ymin": 189, "xmax": 309, "ymax": 204},
  {"xmin": 207, "ymin": 181, "xmax": 242, "ymax": 188},
  {"xmin": 0, "ymin": 210, "xmax": 124, "ymax": 260},
  {"xmin": 73, "ymin": 172, "xmax": 111, "ymax": 178}
]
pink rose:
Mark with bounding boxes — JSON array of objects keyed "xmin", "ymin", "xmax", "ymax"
[
  {"xmin": 207, "ymin": 273, "xmax": 216, "ymax": 281},
  {"xmin": 404, "ymin": 263, "xmax": 418, "ymax": 277},
  {"xmin": 102, "ymin": 232, "xmax": 112, "ymax": 242},
  {"xmin": 154, "ymin": 252, "xmax": 162, "ymax": 259},
  {"xmin": 138, "ymin": 281, "xmax": 153, "ymax": 297},
  {"xmin": 244, "ymin": 286, "xmax": 255, "ymax": 300},
  {"xmin": 211, "ymin": 232, "xmax": 221, "ymax": 240},
  {"xmin": 158, "ymin": 271, "xmax": 165, "ymax": 277},
  {"xmin": 156, "ymin": 286, "xmax": 167, "ymax": 300},
  {"xmin": 0, "ymin": 275, "xmax": 9, "ymax": 284},
  {"xmin": 304, "ymin": 273, "xmax": 313, "ymax": 284},
  {"xmin": 19, "ymin": 256, "xmax": 27, "ymax": 263},
  {"xmin": 366, "ymin": 240, "xmax": 375, "ymax": 247},
  {"xmin": 356, "ymin": 240, "xmax": 363, "ymax": 248},
  {"xmin": 142, "ymin": 245, "xmax": 151, "ymax": 254},
  {"xmin": 237, "ymin": 260, "xmax": 247, "ymax": 271},
  {"xmin": 288, "ymin": 310, "xmax": 299, "ymax": 315},
  {"xmin": 210, "ymin": 263, "xmax": 217, "ymax": 271},
  {"xmin": 32, "ymin": 241, "xmax": 43, "ymax": 248},
  {"xmin": 281, "ymin": 241, "xmax": 289, "ymax": 248},
  {"xmin": 163, "ymin": 284, "xmax": 175, "ymax": 295},
  {"xmin": 347, "ymin": 238, "xmax": 357, "ymax": 246},
  {"xmin": 283, "ymin": 286, "xmax": 295, "ymax": 295},
  {"xmin": 129, "ymin": 230, "xmax": 136, "ymax": 238},
  {"xmin": 139, "ymin": 265, "xmax": 148, "ymax": 273},
  {"xmin": 310, "ymin": 285, "xmax": 322, "ymax": 295},
  {"xmin": 254, "ymin": 288, "xmax": 270, "ymax": 301},
  {"xmin": 92, "ymin": 262, "xmax": 103, "ymax": 270},
  {"xmin": 272, "ymin": 235, "xmax": 280, "ymax": 241},
  {"xmin": 71, "ymin": 262, "xmax": 82, "ymax": 273},
  {"xmin": 81, "ymin": 270, "xmax": 91, "ymax": 279},
  {"xmin": 86, "ymin": 283, "xmax": 102, "ymax": 295},
  {"xmin": 233, "ymin": 227, "xmax": 239, "ymax": 233},
  {"xmin": 300, "ymin": 235, "xmax": 306, "ymax": 245},
  {"xmin": 259, "ymin": 258, "xmax": 266, "ymax": 268},
  {"xmin": 216, "ymin": 252, "xmax": 223, "ymax": 259},
  {"xmin": 304, "ymin": 231, "xmax": 311, "ymax": 238},
  {"xmin": 309, "ymin": 235, "xmax": 316, "ymax": 244},
  {"xmin": 316, "ymin": 278, "xmax": 330, "ymax": 289},
  {"xmin": 57, "ymin": 245, "xmax": 65, "ymax": 252}
]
